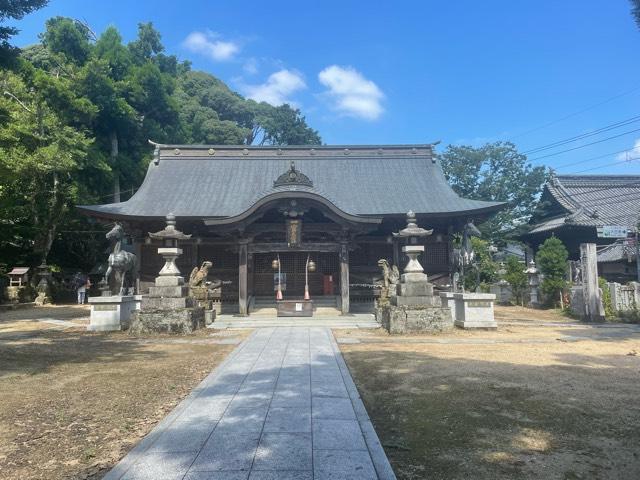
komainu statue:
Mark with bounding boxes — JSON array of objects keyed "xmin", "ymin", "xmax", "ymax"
[
  {"xmin": 188, "ymin": 261, "xmax": 222, "ymax": 311},
  {"xmin": 189, "ymin": 261, "xmax": 213, "ymax": 287},
  {"xmin": 377, "ymin": 259, "xmax": 400, "ymax": 305}
]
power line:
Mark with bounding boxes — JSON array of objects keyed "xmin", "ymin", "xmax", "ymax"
[
  {"xmin": 508, "ymin": 84, "xmax": 640, "ymax": 141},
  {"xmin": 523, "ymin": 114, "xmax": 640, "ymax": 155},
  {"xmin": 568, "ymin": 157, "xmax": 640, "ymax": 174},
  {"xmin": 553, "ymin": 147, "xmax": 634, "ymax": 170},
  {"xmin": 528, "ymin": 126, "xmax": 640, "ymax": 162}
]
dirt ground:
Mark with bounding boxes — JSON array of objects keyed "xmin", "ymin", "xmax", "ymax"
[
  {"xmin": 0, "ymin": 305, "xmax": 248, "ymax": 480},
  {"xmin": 337, "ymin": 306, "xmax": 640, "ymax": 480}
]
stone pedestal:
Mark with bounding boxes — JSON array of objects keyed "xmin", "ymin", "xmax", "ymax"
[
  {"xmin": 130, "ymin": 274, "xmax": 204, "ymax": 334},
  {"xmin": 88, "ymin": 295, "xmax": 136, "ymax": 331},
  {"xmin": 129, "ymin": 307, "xmax": 204, "ymax": 334},
  {"xmin": 453, "ymin": 293, "xmax": 497, "ymax": 329},
  {"xmin": 379, "ymin": 304, "xmax": 453, "ymax": 334},
  {"xmin": 439, "ymin": 292, "xmax": 457, "ymax": 320},
  {"xmin": 490, "ymin": 281, "xmax": 512, "ymax": 304}
]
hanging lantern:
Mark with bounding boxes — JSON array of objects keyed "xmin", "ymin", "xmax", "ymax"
[{"xmin": 308, "ymin": 259, "xmax": 316, "ymax": 272}]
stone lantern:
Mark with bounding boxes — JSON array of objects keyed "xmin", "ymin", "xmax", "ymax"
[
  {"xmin": 127, "ymin": 214, "xmax": 204, "ymax": 334},
  {"xmin": 148, "ymin": 213, "xmax": 192, "ymax": 282},
  {"xmin": 524, "ymin": 259, "xmax": 540, "ymax": 306},
  {"xmin": 376, "ymin": 211, "xmax": 453, "ymax": 333},
  {"xmin": 392, "ymin": 211, "xmax": 433, "ymax": 286}
]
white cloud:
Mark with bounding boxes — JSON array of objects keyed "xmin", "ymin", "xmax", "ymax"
[
  {"xmin": 617, "ymin": 139, "xmax": 640, "ymax": 161},
  {"xmin": 182, "ymin": 31, "xmax": 240, "ymax": 61},
  {"xmin": 243, "ymin": 69, "xmax": 307, "ymax": 106},
  {"xmin": 318, "ymin": 65, "xmax": 384, "ymax": 120},
  {"xmin": 243, "ymin": 57, "xmax": 259, "ymax": 75}
]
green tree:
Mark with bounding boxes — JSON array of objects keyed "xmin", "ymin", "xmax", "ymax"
[
  {"xmin": 40, "ymin": 16, "xmax": 92, "ymax": 65},
  {"xmin": 504, "ymin": 255, "xmax": 528, "ymax": 305},
  {"xmin": 0, "ymin": 65, "xmax": 94, "ymax": 265},
  {"xmin": 174, "ymin": 70, "xmax": 320, "ymax": 146},
  {"xmin": 0, "ymin": 0, "xmax": 48, "ymax": 66},
  {"xmin": 463, "ymin": 237, "xmax": 498, "ymax": 291},
  {"xmin": 536, "ymin": 237, "xmax": 568, "ymax": 307},
  {"xmin": 0, "ymin": 18, "xmax": 323, "ymax": 275},
  {"xmin": 631, "ymin": 0, "xmax": 640, "ymax": 28},
  {"xmin": 440, "ymin": 142, "xmax": 547, "ymax": 242}
]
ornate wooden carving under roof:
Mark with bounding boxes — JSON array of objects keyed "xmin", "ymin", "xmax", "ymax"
[{"xmin": 273, "ymin": 161, "xmax": 313, "ymax": 188}]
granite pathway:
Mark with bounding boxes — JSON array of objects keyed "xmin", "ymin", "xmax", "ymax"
[{"xmin": 104, "ymin": 327, "xmax": 396, "ymax": 480}]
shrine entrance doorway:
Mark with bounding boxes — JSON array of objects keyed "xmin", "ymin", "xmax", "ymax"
[{"xmin": 253, "ymin": 251, "xmax": 339, "ymax": 298}]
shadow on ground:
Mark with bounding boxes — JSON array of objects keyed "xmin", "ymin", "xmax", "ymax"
[{"xmin": 341, "ymin": 345, "xmax": 640, "ymax": 480}]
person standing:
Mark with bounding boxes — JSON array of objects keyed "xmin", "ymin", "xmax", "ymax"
[{"xmin": 75, "ymin": 272, "xmax": 90, "ymax": 305}]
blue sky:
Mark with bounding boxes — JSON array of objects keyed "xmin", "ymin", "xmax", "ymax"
[{"xmin": 10, "ymin": 0, "xmax": 640, "ymax": 174}]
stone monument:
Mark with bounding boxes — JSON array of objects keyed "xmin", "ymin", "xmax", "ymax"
[
  {"xmin": 129, "ymin": 214, "xmax": 204, "ymax": 334},
  {"xmin": 377, "ymin": 211, "xmax": 453, "ymax": 333},
  {"xmin": 87, "ymin": 224, "xmax": 138, "ymax": 331}
]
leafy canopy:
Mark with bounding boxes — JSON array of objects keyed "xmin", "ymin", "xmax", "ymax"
[
  {"xmin": 0, "ymin": 18, "xmax": 322, "ymax": 272},
  {"xmin": 0, "ymin": 0, "xmax": 48, "ymax": 66},
  {"xmin": 440, "ymin": 141, "xmax": 547, "ymax": 242}
]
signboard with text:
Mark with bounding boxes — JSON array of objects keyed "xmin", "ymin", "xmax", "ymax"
[{"xmin": 597, "ymin": 225, "xmax": 630, "ymax": 238}]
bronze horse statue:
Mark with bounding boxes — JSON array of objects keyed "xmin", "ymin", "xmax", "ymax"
[{"xmin": 104, "ymin": 223, "xmax": 137, "ymax": 295}]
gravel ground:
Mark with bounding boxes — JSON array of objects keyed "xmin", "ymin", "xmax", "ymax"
[
  {"xmin": 337, "ymin": 306, "xmax": 640, "ymax": 480},
  {"xmin": 0, "ymin": 305, "xmax": 249, "ymax": 480}
]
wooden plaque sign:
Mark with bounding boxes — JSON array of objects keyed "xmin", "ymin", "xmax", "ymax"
[{"xmin": 287, "ymin": 219, "xmax": 301, "ymax": 247}]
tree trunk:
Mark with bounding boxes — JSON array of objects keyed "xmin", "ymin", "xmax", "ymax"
[
  {"xmin": 33, "ymin": 172, "xmax": 65, "ymax": 266},
  {"xmin": 110, "ymin": 131, "xmax": 120, "ymax": 203}
]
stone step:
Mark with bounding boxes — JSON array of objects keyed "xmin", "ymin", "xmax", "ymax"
[
  {"xmin": 210, "ymin": 321, "xmax": 381, "ymax": 329},
  {"xmin": 250, "ymin": 307, "xmax": 342, "ymax": 316},
  {"xmin": 209, "ymin": 314, "xmax": 380, "ymax": 329}
]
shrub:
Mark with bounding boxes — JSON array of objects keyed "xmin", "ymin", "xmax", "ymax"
[
  {"xmin": 598, "ymin": 277, "xmax": 615, "ymax": 320},
  {"xmin": 504, "ymin": 255, "xmax": 527, "ymax": 305},
  {"xmin": 536, "ymin": 237, "xmax": 568, "ymax": 307}
]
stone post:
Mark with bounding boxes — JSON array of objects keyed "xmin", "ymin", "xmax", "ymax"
[
  {"xmin": 238, "ymin": 240, "xmax": 249, "ymax": 316},
  {"xmin": 580, "ymin": 243, "xmax": 605, "ymax": 321},
  {"xmin": 524, "ymin": 260, "xmax": 539, "ymax": 306},
  {"xmin": 340, "ymin": 241, "xmax": 350, "ymax": 315}
]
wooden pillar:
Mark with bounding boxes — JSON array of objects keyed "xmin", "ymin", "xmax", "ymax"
[
  {"xmin": 392, "ymin": 237, "xmax": 400, "ymax": 268},
  {"xmin": 340, "ymin": 241, "xmax": 350, "ymax": 315},
  {"xmin": 239, "ymin": 240, "xmax": 249, "ymax": 316},
  {"xmin": 248, "ymin": 252, "xmax": 255, "ymax": 298}
]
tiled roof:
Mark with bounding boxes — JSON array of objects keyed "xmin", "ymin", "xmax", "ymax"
[
  {"xmin": 79, "ymin": 144, "xmax": 504, "ymax": 220},
  {"xmin": 528, "ymin": 175, "xmax": 640, "ymax": 234},
  {"xmin": 597, "ymin": 240, "xmax": 635, "ymax": 263}
]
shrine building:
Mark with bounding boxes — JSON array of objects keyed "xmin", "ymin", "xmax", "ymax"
[{"xmin": 79, "ymin": 144, "xmax": 503, "ymax": 315}]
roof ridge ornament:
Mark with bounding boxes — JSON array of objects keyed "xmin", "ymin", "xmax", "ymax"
[{"xmin": 273, "ymin": 160, "xmax": 313, "ymax": 188}]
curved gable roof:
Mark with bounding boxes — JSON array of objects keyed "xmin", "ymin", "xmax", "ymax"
[{"xmin": 79, "ymin": 144, "xmax": 504, "ymax": 220}]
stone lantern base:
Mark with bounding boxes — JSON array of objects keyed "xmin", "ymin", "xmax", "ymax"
[
  {"xmin": 377, "ymin": 303, "xmax": 453, "ymax": 334},
  {"xmin": 129, "ymin": 274, "xmax": 204, "ymax": 334}
]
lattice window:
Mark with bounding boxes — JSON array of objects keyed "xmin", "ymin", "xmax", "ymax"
[
  {"xmin": 425, "ymin": 242, "xmax": 449, "ymax": 266},
  {"xmin": 351, "ymin": 243, "xmax": 393, "ymax": 266},
  {"xmin": 198, "ymin": 245, "xmax": 238, "ymax": 270}
]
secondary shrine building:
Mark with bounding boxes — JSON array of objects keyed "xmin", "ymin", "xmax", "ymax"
[{"xmin": 80, "ymin": 144, "xmax": 503, "ymax": 315}]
